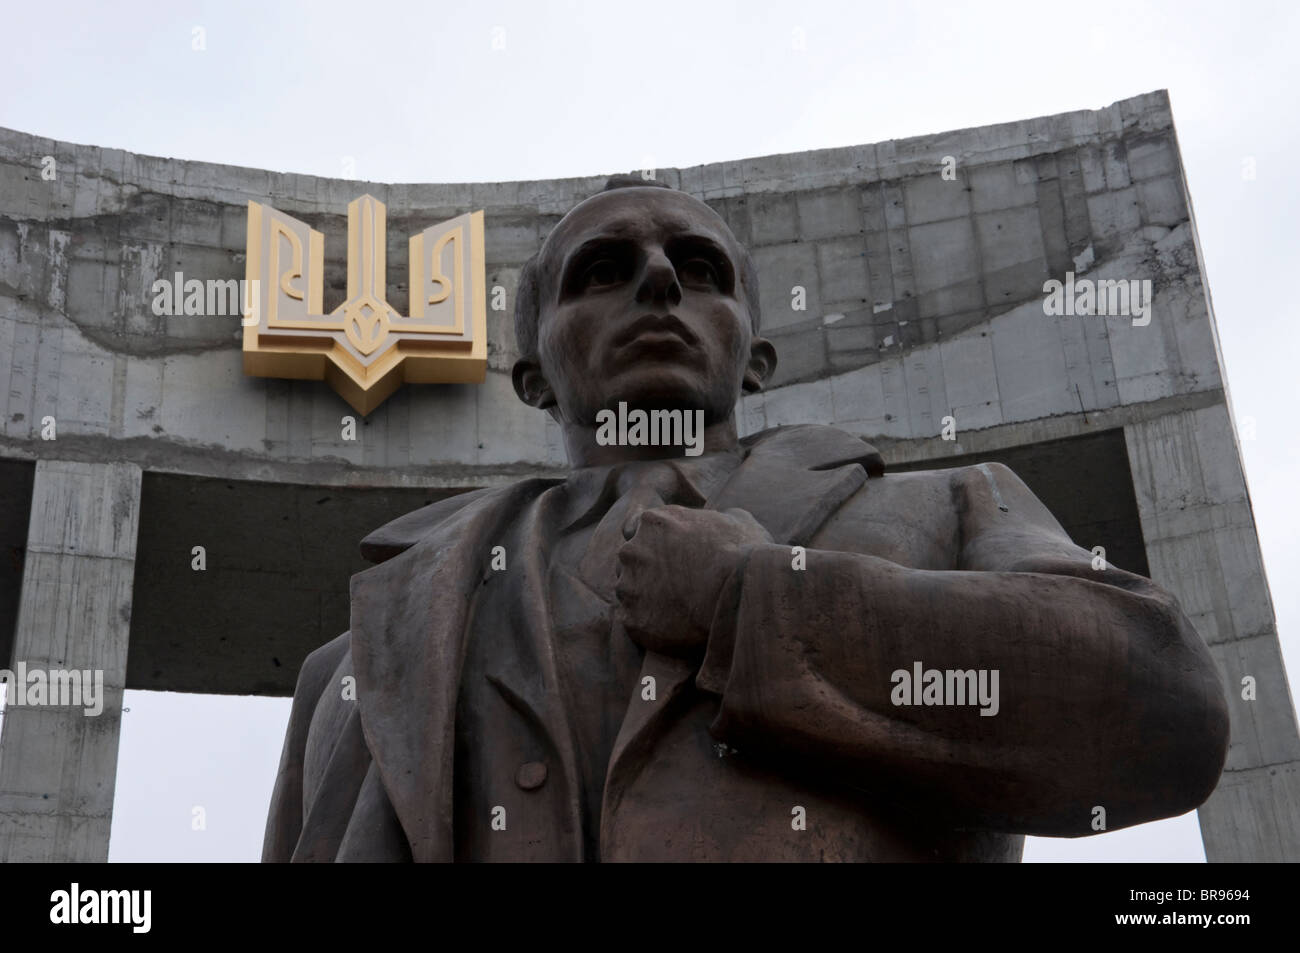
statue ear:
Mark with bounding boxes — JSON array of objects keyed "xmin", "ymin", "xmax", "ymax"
[
  {"xmin": 512, "ymin": 358, "xmax": 556, "ymax": 409},
  {"xmin": 742, "ymin": 337, "xmax": 777, "ymax": 394}
]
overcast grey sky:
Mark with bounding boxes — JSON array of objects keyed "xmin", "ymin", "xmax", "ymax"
[{"xmin": 2, "ymin": 0, "xmax": 1295, "ymax": 863}]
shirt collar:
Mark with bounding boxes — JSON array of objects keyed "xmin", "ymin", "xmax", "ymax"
[{"xmin": 558, "ymin": 450, "xmax": 743, "ymax": 533}]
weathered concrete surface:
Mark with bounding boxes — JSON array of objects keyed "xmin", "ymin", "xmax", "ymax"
[
  {"xmin": 0, "ymin": 90, "xmax": 1214, "ymax": 486},
  {"xmin": 0, "ymin": 460, "xmax": 139, "ymax": 862},
  {"xmin": 0, "ymin": 89, "xmax": 1293, "ymax": 861},
  {"xmin": 1126, "ymin": 407, "xmax": 1300, "ymax": 862}
]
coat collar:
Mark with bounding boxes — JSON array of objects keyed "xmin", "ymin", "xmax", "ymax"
[{"xmin": 358, "ymin": 424, "xmax": 883, "ymax": 563}]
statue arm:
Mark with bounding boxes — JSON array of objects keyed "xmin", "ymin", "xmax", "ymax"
[{"xmin": 694, "ymin": 463, "xmax": 1229, "ymax": 836}]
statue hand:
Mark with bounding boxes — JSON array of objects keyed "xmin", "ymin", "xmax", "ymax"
[{"xmin": 614, "ymin": 505, "xmax": 773, "ymax": 658}]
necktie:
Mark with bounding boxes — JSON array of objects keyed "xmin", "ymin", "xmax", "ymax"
[{"xmin": 577, "ymin": 461, "xmax": 704, "ymax": 602}]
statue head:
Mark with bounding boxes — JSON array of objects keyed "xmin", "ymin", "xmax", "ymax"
[{"xmin": 512, "ymin": 178, "xmax": 776, "ymax": 463}]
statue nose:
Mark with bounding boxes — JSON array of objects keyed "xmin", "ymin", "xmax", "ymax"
[{"xmin": 635, "ymin": 252, "xmax": 682, "ymax": 306}]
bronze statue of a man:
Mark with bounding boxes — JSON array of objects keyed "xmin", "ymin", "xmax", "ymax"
[{"xmin": 263, "ymin": 179, "xmax": 1229, "ymax": 862}]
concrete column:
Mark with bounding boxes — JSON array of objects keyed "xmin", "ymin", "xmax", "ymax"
[
  {"xmin": 1125, "ymin": 405, "xmax": 1300, "ymax": 861},
  {"xmin": 0, "ymin": 460, "xmax": 141, "ymax": 862}
]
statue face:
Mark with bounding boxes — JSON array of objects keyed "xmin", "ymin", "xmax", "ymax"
[{"xmin": 525, "ymin": 187, "xmax": 768, "ymax": 427}]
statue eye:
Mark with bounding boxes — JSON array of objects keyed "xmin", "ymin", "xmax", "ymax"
[
  {"xmin": 583, "ymin": 258, "xmax": 623, "ymax": 288},
  {"xmin": 679, "ymin": 257, "xmax": 718, "ymax": 288}
]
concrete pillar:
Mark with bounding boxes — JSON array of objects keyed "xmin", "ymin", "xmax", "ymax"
[
  {"xmin": 1125, "ymin": 406, "xmax": 1300, "ymax": 861},
  {"xmin": 0, "ymin": 460, "xmax": 141, "ymax": 862}
]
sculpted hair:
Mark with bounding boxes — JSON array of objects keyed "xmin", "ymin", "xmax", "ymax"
[{"xmin": 513, "ymin": 176, "xmax": 762, "ymax": 360}]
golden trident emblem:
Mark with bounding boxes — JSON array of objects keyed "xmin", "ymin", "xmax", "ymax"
[{"xmin": 243, "ymin": 195, "xmax": 487, "ymax": 414}]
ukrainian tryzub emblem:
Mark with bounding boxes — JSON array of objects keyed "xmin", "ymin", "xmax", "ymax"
[{"xmin": 243, "ymin": 196, "xmax": 487, "ymax": 414}]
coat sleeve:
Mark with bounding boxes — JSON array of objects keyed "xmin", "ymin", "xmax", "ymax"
[
  {"xmin": 261, "ymin": 632, "xmax": 352, "ymax": 862},
  {"xmin": 695, "ymin": 462, "xmax": 1230, "ymax": 837}
]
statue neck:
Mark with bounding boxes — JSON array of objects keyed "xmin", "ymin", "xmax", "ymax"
[{"xmin": 561, "ymin": 409, "xmax": 740, "ymax": 468}]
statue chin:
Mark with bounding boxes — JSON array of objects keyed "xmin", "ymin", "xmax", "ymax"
[
  {"xmin": 600, "ymin": 367, "xmax": 735, "ymax": 417},
  {"xmin": 604, "ymin": 392, "xmax": 709, "ymax": 415}
]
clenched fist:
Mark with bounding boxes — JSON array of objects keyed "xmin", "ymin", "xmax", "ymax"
[{"xmin": 614, "ymin": 505, "xmax": 773, "ymax": 658}]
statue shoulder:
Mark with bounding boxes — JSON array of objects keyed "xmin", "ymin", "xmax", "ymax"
[
  {"xmin": 357, "ymin": 478, "xmax": 560, "ymax": 564},
  {"xmin": 742, "ymin": 423, "xmax": 885, "ymax": 477},
  {"xmin": 357, "ymin": 486, "xmax": 503, "ymax": 564},
  {"xmin": 296, "ymin": 630, "xmax": 353, "ymax": 704},
  {"xmin": 866, "ymin": 460, "xmax": 1045, "ymax": 519},
  {"xmin": 941, "ymin": 460, "xmax": 1045, "ymax": 515}
]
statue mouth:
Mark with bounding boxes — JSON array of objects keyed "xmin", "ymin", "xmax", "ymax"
[{"xmin": 613, "ymin": 313, "xmax": 699, "ymax": 351}]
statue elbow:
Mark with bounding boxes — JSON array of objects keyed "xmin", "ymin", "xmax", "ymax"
[
  {"xmin": 1179, "ymin": 667, "xmax": 1231, "ymax": 813},
  {"xmin": 1125, "ymin": 642, "xmax": 1231, "ymax": 825},
  {"xmin": 1163, "ymin": 605, "xmax": 1231, "ymax": 812},
  {"xmin": 1096, "ymin": 596, "xmax": 1230, "ymax": 827}
]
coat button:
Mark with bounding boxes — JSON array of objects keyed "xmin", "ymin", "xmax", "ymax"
[{"xmin": 515, "ymin": 761, "xmax": 547, "ymax": 791}]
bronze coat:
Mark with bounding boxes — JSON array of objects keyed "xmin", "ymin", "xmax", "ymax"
[{"xmin": 263, "ymin": 425, "xmax": 1228, "ymax": 862}]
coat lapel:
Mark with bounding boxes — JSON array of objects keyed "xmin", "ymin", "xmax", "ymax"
[
  {"xmin": 709, "ymin": 424, "xmax": 883, "ymax": 545},
  {"xmin": 479, "ymin": 486, "xmax": 587, "ymax": 860},
  {"xmin": 348, "ymin": 478, "xmax": 559, "ymax": 861}
]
